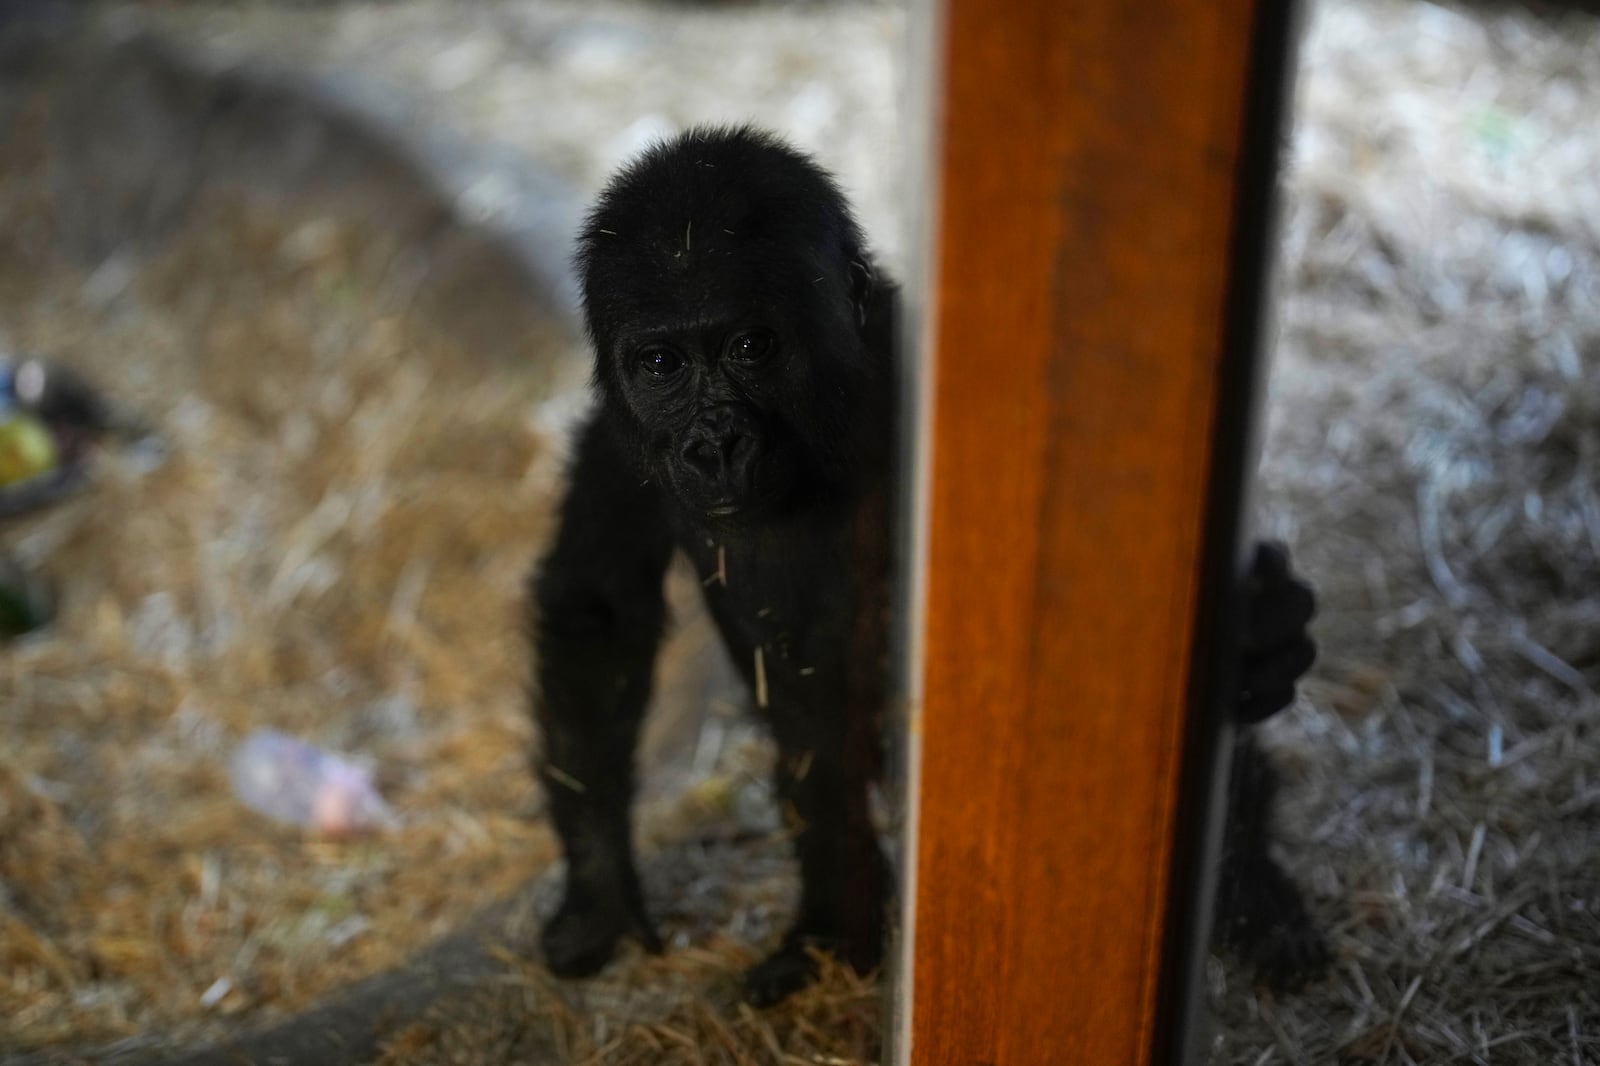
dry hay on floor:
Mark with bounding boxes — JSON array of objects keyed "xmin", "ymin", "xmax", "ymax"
[
  {"xmin": 382, "ymin": 944, "xmax": 882, "ymax": 1066},
  {"xmin": 0, "ymin": 86, "xmax": 576, "ymax": 1047},
  {"xmin": 1208, "ymin": 1, "xmax": 1600, "ymax": 1063},
  {"xmin": 367, "ymin": 802, "xmax": 881, "ymax": 1066}
]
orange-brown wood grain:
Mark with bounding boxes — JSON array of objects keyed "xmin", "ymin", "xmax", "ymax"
[{"xmin": 904, "ymin": 2, "xmax": 1271, "ymax": 1062}]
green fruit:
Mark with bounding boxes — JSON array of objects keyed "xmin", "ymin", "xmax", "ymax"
[{"xmin": 0, "ymin": 415, "xmax": 57, "ymax": 486}]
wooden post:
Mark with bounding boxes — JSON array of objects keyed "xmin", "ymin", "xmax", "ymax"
[{"xmin": 893, "ymin": 1, "xmax": 1300, "ymax": 1062}]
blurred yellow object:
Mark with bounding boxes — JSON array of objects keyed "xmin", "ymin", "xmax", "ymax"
[
  {"xmin": 685, "ymin": 775, "xmax": 738, "ymax": 815},
  {"xmin": 0, "ymin": 414, "xmax": 57, "ymax": 486}
]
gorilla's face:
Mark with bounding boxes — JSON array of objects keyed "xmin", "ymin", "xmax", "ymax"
[
  {"xmin": 615, "ymin": 317, "xmax": 805, "ymax": 520},
  {"xmin": 578, "ymin": 131, "xmax": 877, "ymax": 527}
]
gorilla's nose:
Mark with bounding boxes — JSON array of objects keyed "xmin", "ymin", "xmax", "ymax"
[{"xmin": 680, "ymin": 407, "xmax": 759, "ymax": 488}]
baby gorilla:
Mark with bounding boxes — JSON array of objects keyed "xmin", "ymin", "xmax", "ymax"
[
  {"xmin": 532, "ymin": 126, "xmax": 895, "ymax": 1006},
  {"xmin": 530, "ymin": 126, "xmax": 1323, "ymax": 1005}
]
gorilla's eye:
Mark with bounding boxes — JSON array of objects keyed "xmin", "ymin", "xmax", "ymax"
[
  {"xmin": 637, "ymin": 346, "xmax": 684, "ymax": 377},
  {"xmin": 727, "ymin": 329, "xmax": 775, "ymax": 363}
]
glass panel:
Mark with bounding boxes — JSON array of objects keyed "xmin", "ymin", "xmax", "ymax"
[
  {"xmin": 1207, "ymin": 1, "xmax": 1600, "ymax": 1062},
  {"xmin": 0, "ymin": 1, "xmax": 911, "ymax": 1060}
]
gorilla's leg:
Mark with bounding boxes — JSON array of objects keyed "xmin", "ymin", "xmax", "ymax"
[
  {"xmin": 532, "ymin": 413, "xmax": 675, "ymax": 977},
  {"xmin": 745, "ymin": 698, "xmax": 887, "ymax": 1006}
]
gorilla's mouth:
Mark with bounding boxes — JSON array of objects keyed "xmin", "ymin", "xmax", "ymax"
[{"xmin": 666, "ymin": 440, "xmax": 803, "ymax": 523}]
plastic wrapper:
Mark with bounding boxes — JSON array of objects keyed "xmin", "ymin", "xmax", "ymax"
[{"xmin": 229, "ymin": 729, "xmax": 395, "ymax": 837}]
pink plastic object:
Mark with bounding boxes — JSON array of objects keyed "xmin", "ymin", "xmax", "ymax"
[{"xmin": 229, "ymin": 729, "xmax": 394, "ymax": 836}]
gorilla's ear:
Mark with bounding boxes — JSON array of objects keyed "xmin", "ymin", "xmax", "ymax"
[{"xmin": 847, "ymin": 250, "xmax": 877, "ymax": 330}]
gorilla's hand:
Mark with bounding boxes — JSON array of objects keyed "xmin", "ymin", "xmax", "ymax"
[{"xmin": 1237, "ymin": 541, "xmax": 1317, "ymax": 724}]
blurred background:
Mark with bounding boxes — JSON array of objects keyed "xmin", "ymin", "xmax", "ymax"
[{"xmin": 0, "ymin": 0, "xmax": 1595, "ymax": 1063}]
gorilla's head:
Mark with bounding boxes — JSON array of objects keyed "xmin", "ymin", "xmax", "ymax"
[{"xmin": 576, "ymin": 126, "xmax": 888, "ymax": 525}]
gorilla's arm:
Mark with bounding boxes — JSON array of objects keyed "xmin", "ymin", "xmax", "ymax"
[
  {"xmin": 1218, "ymin": 540, "xmax": 1329, "ymax": 987},
  {"xmin": 532, "ymin": 410, "xmax": 674, "ymax": 976},
  {"xmin": 1215, "ymin": 733, "xmax": 1330, "ymax": 987}
]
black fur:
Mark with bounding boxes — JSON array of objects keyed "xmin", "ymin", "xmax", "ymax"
[
  {"xmin": 529, "ymin": 126, "xmax": 1323, "ymax": 1005},
  {"xmin": 1219, "ymin": 542, "xmax": 1330, "ymax": 986},
  {"xmin": 1215, "ymin": 735, "xmax": 1330, "ymax": 988},
  {"xmin": 533, "ymin": 127, "xmax": 892, "ymax": 1006}
]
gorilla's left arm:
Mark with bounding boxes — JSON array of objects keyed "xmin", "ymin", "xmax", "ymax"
[{"xmin": 1218, "ymin": 539, "xmax": 1330, "ymax": 988}]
